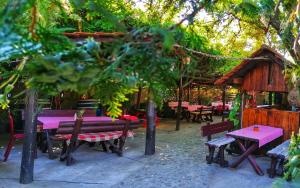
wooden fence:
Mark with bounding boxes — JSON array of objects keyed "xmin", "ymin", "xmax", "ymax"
[{"xmin": 242, "ymin": 108, "xmax": 300, "ymax": 140}]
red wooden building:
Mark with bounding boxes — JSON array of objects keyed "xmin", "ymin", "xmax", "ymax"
[{"xmin": 215, "ymin": 45, "xmax": 298, "ymax": 140}]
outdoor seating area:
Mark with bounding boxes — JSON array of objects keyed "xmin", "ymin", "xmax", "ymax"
[
  {"xmin": 1, "ymin": 1, "xmax": 300, "ymax": 187},
  {"xmin": 0, "ymin": 118, "xmax": 297, "ymax": 188}
]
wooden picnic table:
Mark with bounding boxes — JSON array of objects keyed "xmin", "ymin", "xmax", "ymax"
[
  {"xmin": 37, "ymin": 113, "xmax": 141, "ymax": 159},
  {"xmin": 226, "ymin": 125, "xmax": 283, "ymax": 176}
]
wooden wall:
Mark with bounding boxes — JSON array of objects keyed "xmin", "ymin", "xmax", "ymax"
[
  {"xmin": 242, "ymin": 62, "xmax": 288, "ymax": 92},
  {"xmin": 242, "ymin": 108, "xmax": 299, "ymax": 140}
]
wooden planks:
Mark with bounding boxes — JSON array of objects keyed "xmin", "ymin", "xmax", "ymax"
[
  {"xmin": 267, "ymin": 139, "xmax": 290, "ymax": 159},
  {"xmin": 242, "ymin": 62, "xmax": 288, "ymax": 92},
  {"xmin": 242, "ymin": 108, "xmax": 299, "ymax": 140},
  {"xmin": 206, "ymin": 136, "xmax": 236, "ymax": 147}
]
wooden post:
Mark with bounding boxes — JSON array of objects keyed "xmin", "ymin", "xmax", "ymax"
[
  {"xmin": 239, "ymin": 91, "xmax": 245, "ymax": 128},
  {"xmin": 187, "ymin": 84, "xmax": 191, "ymax": 102},
  {"xmin": 176, "ymin": 61, "xmax": 184, "ymax": 131},
  {"xmin": 176, "ymin": 75, "xmax": 183, "ymax": 131},
  {"xmin": 145, "ymin": 98, "xmax": 156, "ymax": 155},
  {"xmin": 197, "ymin": 85, "xmax": 200, "ymax": 104},
  {"xmin": 20, "ymin": 89, "xmax": 37, "ymax": 184},
  {"xmin": 222, "ymin": 86, "xmax": 226, "ymax": 122},
  {"xmin": 136, "ymin": 87, "xmax": 142, "ymax": 109}
]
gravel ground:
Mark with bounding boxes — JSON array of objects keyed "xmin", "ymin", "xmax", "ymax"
[{"xmin": 115, "ymin": 119, "xmax": 209, "ymax": 188}]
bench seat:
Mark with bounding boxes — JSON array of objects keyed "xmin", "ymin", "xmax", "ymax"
[
  {"xmin": 267, "ymin": 140, "xmax": 290, "ymax": 159},
  {"xmin": 267, "ymin": 139, "xmax": 290, "ymax": 178},
  {"xmin": 206, "ymin": 136, "xmax": 235, "ymax": 148},
  {"xmin": 202, "ymin": 121, "xmax": 235, "ymax": 167}
]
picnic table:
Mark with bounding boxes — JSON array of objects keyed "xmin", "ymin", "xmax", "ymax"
[
  {"xmin": 168, "ymin": 101, "xmax": 189, "ymax": 109},
  {"xmin": 37, "ymin": 113, "xmax": 141, "ymax": 159},
  {"xmin": 38, "ymin": 116, "xmax": 112, "ymax": 130},
  {"xmin": 226, "ymin": 125, "xmax": 283, "ymax": 176}
]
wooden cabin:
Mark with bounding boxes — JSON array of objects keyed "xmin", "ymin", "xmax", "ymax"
[{"xmin": 215, "ymin": 45, "xmax": 298, "ymax": 140}]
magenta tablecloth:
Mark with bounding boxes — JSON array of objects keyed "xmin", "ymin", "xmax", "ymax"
[
  {"xmin": 226, "ymin": 125, "xmax": 283, "ymax": 147},
  {"xmin": 38, "ymin": 116, "xmax": 112, "ymax": 130}
]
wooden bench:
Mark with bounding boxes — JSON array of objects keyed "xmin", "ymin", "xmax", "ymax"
[
  {"xmin": 267, "ymin": 139, "xmax": 290, "ymax": 178},
  {"xmin": 200, "ymin": 106, "xmax": 214, "ymax": 122},
  {"xmin": 202, "ymin": 121, "xmax": 235, "ymax": 167},
  {"xmin": 191, "ymin": 106, "xmax": 214, "ymax": 122}
]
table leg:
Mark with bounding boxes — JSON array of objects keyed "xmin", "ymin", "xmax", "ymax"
[{"xmin": 230, "ymin": 139, "xmax": 264, "ymax": 176}]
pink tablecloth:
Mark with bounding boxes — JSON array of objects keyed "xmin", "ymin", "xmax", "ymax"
[
  {"xmin": 168, "ymin": 101, "xmax": 189, "ymax": 109},
  {"xmin": 38, "ymin": 116, "xmax": 112, "ymax": 130},
  {"xmin": 187, "ymin": 105, "xmax": 204, "ymax": 112},
  {"xmin": 226, "ymin": 125, "xmax": 283, "ymax": 147},
  {"xmin": 211, "ymin": 101, "xmax": 232, "ymax": 110}
]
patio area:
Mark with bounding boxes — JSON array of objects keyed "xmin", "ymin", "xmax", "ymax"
[{"xmin": 0, "ymin": 118, "xmax": 295, "ymax": 188}]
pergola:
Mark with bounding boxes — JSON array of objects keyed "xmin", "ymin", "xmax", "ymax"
[{"xmin": 19, "ymin": 31, "xmax": 157, "ymax": 183}]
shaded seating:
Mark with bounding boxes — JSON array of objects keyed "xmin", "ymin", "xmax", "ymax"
[
  {"xmin": 3, "ymin": 110, "xmax": 24, "ymax": 161},
  {"xmin": 202, "ymin": 121, "xmax": 235, "ymax": 167},
  {"xmin": 201, "ymin": 106, "xmax": 214, "ymax": 122},
  {"xmin": 49, "ymin": 117, "xmax": 141, "ymax": 165},
  {"xmin": 191, "ymin": 106, "xmax": 214, "ymax": 122},
  {"xmin": 267, "ymin": 139, "xmax": 290, "ymax": 178}
]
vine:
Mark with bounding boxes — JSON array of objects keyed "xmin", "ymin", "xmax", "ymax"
[{"xmin": 228, "ymin": 93, "xmax": 241, "ymax": 130}]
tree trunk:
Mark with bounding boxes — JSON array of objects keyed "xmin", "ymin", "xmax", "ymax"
[
  {"xmin": 145, "ymin": 98, "xmax": 156, "ymax": 155},
  {"xmin": 20, "ymin": 89, "xmax": 37, "ymax": 184},
  {"xmin": 176, "ymin": 74, "xmax": 183, "ymax": 131}
]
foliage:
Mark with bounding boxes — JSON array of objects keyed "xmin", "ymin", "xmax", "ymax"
[
  {"xmin": 0, "ymin": 0, "xmax": 262, "ymax": 118},
  {"xmin": 228, "ymin": 93, "xmax": 241, "ymax": 129},
  {"xmin": 284, "ymin": 131, "xmax": 300, "ymax": 181}
]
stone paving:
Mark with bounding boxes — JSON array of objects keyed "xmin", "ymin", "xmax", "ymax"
[{"xmin": 0, "ymin": 118, "xmax": 297, "ymax": 188}]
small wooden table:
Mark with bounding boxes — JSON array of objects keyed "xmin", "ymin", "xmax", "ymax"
[{"xmin": 226, "ymin": 125, "xmax": 283, "ymax": 176}]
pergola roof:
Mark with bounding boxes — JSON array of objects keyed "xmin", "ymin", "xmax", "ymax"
[
  {"xmin": 214, "ymin": 45, "xmax": 288, "ymax": 85},
  {"xmin": 64, "ymin": 32, "xmax": 125, "ymax": 42},
  {"xmin": 63, "ymin": 32, "xmax": 222, "ymax": 86}
]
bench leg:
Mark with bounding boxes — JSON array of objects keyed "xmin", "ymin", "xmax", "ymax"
[
  {"xmin": 198, "ymin": 114, "xmax": 203, "ymax": 122},
  {"xmin": 209, "ymin": 113, "xmax": 213, "ymax": 122},
  {"xmin": 59, "ymin": 141, "xmax": 67, "ymax": 161},
  {"xmin": 65, "ymin": 143, "xmax": 76, "ymax": 166},
  {"xmin": 117, "ymin": 136, "xmax": 126, "ymax": 156},
  {"xmin": 267, "ymin": 157, "xmax": 278, "ymax": 178},
  {"xmin": 46, "ymin": 131, "xmax": 56, "ymax": 159},
  {"xmin": 100, "ymin": 141, "xmax": 108, "ymax": 152},
  {"xmin": 206, "ymin": 146, "xmax": 215, "ymax": 164},
  {"xmin": 219, "ymin": 145, "xmax": 228, "ymax": 167},
  {"xmin": 277, "ymin": 158, "xmax": 285, "ymax": 176},
  {"xmin": 192, "ymin": 114, "xmax": 196, "ymax": 122}
]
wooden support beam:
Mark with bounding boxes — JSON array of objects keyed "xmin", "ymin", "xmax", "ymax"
[
  {"xmin": 222, "ymin": 86, "xmax": 226, "ymax": 122},
  {"xmin": 239, "ymin": 91, "xmax": 245, "ymax": 128},
  {"xmin": 20, "ymin": 89, "xmax": 38, "ymax": 184},
  {"xmin": 197, "ymin": 86, "xmax": 200, "ymax": 104},
  {"xmin": 136, "ymin": 87, "xmax": 142, "ymax": 109},
  {"xmin": 187, "ymin": 84, "xmax": 191, "ymax": 102},
  {"xmin": 176, "ymin": 61, "xmax": 184, "ymax": 131},
  {"xmin": 176, "ymin": 75, "xmax": 183, "ymax": 131},
  {"xmin": 145, "ymin": 98, "xmax": 156, "ymax": 155}
]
